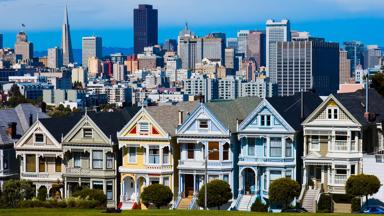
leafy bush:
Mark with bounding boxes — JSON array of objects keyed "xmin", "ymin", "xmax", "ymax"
[
  {"xmin": 141, "ymin": 184, "xmax": 173, "ymax": 209},
  {"xmin": 351, "ymin": 197, "xmax": 361, "ymax": 212},
  {"xmin": 57, "ymin": 200, "xmax": 67, "ymax": 208},
  {"xmin": 197, "ymin": 180, "xmax": 233, "ymax": 210},
  {"xmin": 75, "ymin": 199, "xmax": 99, "ymax": 208},
  {"xmin": 269, "ymin": 178, "xmax": 301, "ymax": 209},
  {"xmin": 72, "ymin": 188, "xmax": 106, "ymax": 207},
  {"xmin": 2, "ymin": 179, "xmax": 35, "ymax": 208},
  {"xmin": 317, "ymin": 194, "xmax": 332, "ymax": 213},
  {"xmin": 66, "ymin": 197, "xmax": 77, "ymax": 208},
  {"xmin": 346, "ymin": 174, "xmax": 381, "ymax": 202},
  {"xmin": 37, "ymin": 187, "xmax": 48, "ymax": 201},
  {"xmin": 251, "ymin": 198, "xmax": 268, "ymax": 212}
]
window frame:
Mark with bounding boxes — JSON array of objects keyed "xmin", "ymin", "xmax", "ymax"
[
  {"xmin": 138, "ymin": 122, "xmax": 150, "ymax": 135},
  {"xmin": 270, "ymin": 137, "xmax": 282, "ymax": 158},
  {"xmin": 128, "ymin": 147, "xmax": 137, "ymax": 163},
  {"xmin": 106, "ymin": 153, "xmax": 114, "ymax": 169},
  {"xmin": 83, "ymin": 128, "xmax": 93, "ymax": 139},
  {"xmin": 187, "ymin": 143, "xmax": 195, "ymax": 159},
  {"xmin": 74, "ymin": 152, "xmax": 81, "ymax": 168},
  {"xmin": 310, "ymin": 135, "xmax": 321, "ymax": 151},
  {"xmin": 92, "ymin": 150, "xmax": 103, "ymax": 169},
  {"xmin": 198, "ymin": 120, "xmax": 209, "ymax": 130},
  {"xmin": 34, "ymin": 133, "xmax": 45, "ymax": 144}
]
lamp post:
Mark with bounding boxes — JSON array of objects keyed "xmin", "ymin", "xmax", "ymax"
[{"xmin": 204, "ymin": 147, "xmax": 219, "ymax": 210}]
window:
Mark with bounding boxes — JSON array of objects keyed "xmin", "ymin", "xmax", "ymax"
[
  {"xmin": 83, "ymin": 128, "xmax": 93, "ymax": 138},
  {"xmin": 163, "ymin": 147, "xmax": 169, "ymax": 164},
  {"xmin": 286, "ymin": 139, "xmax": 293, "ymax": 157},
  {"xmin": 270, "ymin": 170, "xmax": 282, "ymax": 184},
  {"xmin": 208, "ymin": 175, "xmax": 219, "ymax": 182},
  {"xmin": 199, "ymin": 120, "xmax": 208, "ymax": 129},
  {"xmin": 223, "ymin": 143, "xmax": 229, "ymax": 160},
  {"xmin": 92, "ymin": 150, "xmax": 103, "ymax": 169},
  {"xmin": 39, "ymin": 157, "xmax": 45, "ymax": 172},
  {"xmin": 26, "ymin": 154, "xmax": 36, "ymax": 172},
  {"xmin": 139, "ymin": 122, "xmax": 149, "ymax": 134},
  {"xmin": 187, "ymin": 143, "xmax": 194, "ymax": 159},
  {"xmin": 3, "ymin": 153, "xmax": 8, "ymax": 170},
  {"xmin": 128, "ymin": 147, "xmax": 136, "ymax": 163},
  {"xmin": 35, "ymin": 133, "xmax": 44, "ymax": 143},
  {"xmin": 310, "ymin": 136, "xmax": 320, "ymax": 151},
  {"xmin": 335, "ymin": 132, "xmax": 348, "ymax": 151},
  {"xmin": 270, "ymin": 138, "xmax": 282, "ymax": 157},
  {"xmin": 92, "ymin": 181, "xmax": 103, "ymax": 190},
  {"xmin": 223, "ymin": 175, "xmax": 229, "ymax": 183},
  {"xmin": 208, "ymin": 142, "xmax": 219, "ymax": 160},
  {"xmin": 74, "ymin": 152, "xmax": 81, "ymax": 168},
  {"xmin": 106, "ymin": 181, "xmax": 113, "ymax": 200},
  {"xmin": 163, "ymin": 177, "xmax": 170, "ymax": 186},
  {"xmin": 150, "ymin": 178, "xmax": 160, "ymax": 185},
  {"xmin": 327, "ymin": 108, "xmax": 339, "ymax": 120},
  {"xmin": 261, "ymin": 115, "xmax": 271, "ymax": 126},
  {"xmin": 248, "ymin": 138, "xmax": 255, "ymax": 156},
  {"xmin": 55, "ymin": 157, "xmax": 62, "ymax": 172},
  {"xmin": 285, "ymin": 170, "xmax": 292, "ymax": 179},
  {"xmin": 149, "ymin": 147, "xmax": 160, "ymax": 164},
  {"xmin": 351, "ymin": 165, "xmax": 356, "ymax": 175},
  {"xmin": 106, "ymin": 154, "xmax": 113, "ymax": 169}
]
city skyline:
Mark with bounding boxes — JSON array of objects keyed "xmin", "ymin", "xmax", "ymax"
[{"xmin": 0, "ymin": 0, "xmax": 384, "ymax": 50}]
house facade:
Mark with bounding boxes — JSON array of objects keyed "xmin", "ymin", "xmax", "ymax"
[
  {"xmin": 118, "ymin": 102, "xmax": 197, "ymax": 209},
  {"xmin": 175, "ymin": 97, "xmax": 261, "ymax": 209},
  {"xmin": 235, "ymin": 93, "xmax": 321, "ymax": 211}
]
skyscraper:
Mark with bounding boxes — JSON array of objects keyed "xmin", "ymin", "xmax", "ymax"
[
  {"xmin": 246, "ymin": 30, "xmax": 266, "ymax": 68},
  {"xmin": 82, "ymin": 36, "xmax": 102, "ymax": 68},
  {"xmin": 364, "ymin": 45, "xmax": 382, "ymax": 69},
  {"xmin": 339, "ymin": 50, "xmax": 351, "ymax": 84},
  {"xmin": 237, "ymin": 30, "xmax": 250, "ymax": 56},
  {"xmin": 270, "ymin": 39, "xmax": 339, "ymax": 96},
  {"xmin": 62, "ymin": 6, "xmax": 73, "ymax": 66},
  {"xmin": 48, "ymin": 47, "xmax": 63, "ymax": 69},
  {"xmin": 266, "ymin": 19, "xmax": 290, "ymax": 72},
  {"xmin": 133, "ymin": 4, "xmax": 158, "ymax": 54},
  {"xmin": 343, "ymin": 41, "xmax": 365, "ymax": 76},
  {"xmin": 14, "ymin": 31, "xmax": 33, "ymax": 62}
]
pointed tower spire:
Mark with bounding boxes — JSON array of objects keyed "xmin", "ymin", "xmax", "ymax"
[
  {"xmin": 64, "ymin": 5, "xmax": 69, "ymax": 25},
  {"xmin": 62, "ymin": 4, "xmax": 73, "ymax": 65}
]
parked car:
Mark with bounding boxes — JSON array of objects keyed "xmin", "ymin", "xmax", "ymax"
[
  {"xmin": 282, "ymin": 208, "xmax": 308, "ymax": 213},
  {"xmin": 361, "ymin": 206, "xmax": 384, "ymax": 214}
]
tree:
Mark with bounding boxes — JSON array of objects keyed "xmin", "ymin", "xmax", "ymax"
[
  {"xmin": 141, "ymin": 184, "xmax": 173, "ymax": 209},
  {"xmin": 8, "ymin": 84, "xmax": 22, "ymax": 98},
  {"xmin": 2, "ymin": 179, "xmax": 35, "ymax": 207},
  {"xmin": 269, "ymin": 177, "xmax": 301, "ymax": 209},
  {"xmin": 346, "ymin": 174, "xmax": 380, "ymax": 204},
  {"xmin": 197, "ymin": 179, "xmax": 232, "ymax": 210},
  {"xmin": 251, "ymin": 198, "xmax": 268, "ymax": 212},
  {"xmin": 371, "ymin": 73, "xmax": 384, "ymax": 96}
]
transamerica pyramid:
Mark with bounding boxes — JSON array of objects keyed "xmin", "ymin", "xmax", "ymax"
[{"xmin": 61, "ymin": 5, "xmax": 73, "ymax": 65}]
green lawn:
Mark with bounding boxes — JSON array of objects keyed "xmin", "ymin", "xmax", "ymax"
[{"xmin": 0, "ymin": 209, "xmax": 373, "ymax": 216}]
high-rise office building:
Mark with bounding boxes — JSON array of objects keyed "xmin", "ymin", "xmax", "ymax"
[
  {"xmin": 0, "ymin": 33, "xmax": 3, "ymax": 49},
  {"xmin": 237, "ymin": 30, "xmax": 250, "ymax": 55},
  {"xmin": 266, "ymin": 19, "xmax": 290, "ymax": 71},
  {"xmin": 227, "ymin": 38, "xmax": 238, "ymax": 51},
  {"xmin": 225, "ymin": 48, "xmax": 235, "ymax": 71},
  {"xmin": 364, "ymin": 45, "xmax": 382, "ymax": 69},
  {"xmin": 163, "ymin": 39, "xmax": 177, "ymax": 52},
  {"xmin": 62, "ymin": 6, "xmax": 73, "ymax": 66},
  {"xmin": 343, "ymin": 41, "xmax": 365, "ymax": 75},
  {"xmin": 82, "ymin": 36, "xmax": 102, "ymax": 68},
  {"xmin": 270, "ymin": 40, "xmax": 339, "ymax": 96},
  {"xmin": 134, "ymin": 4, "xmax": 158, "ymax": 54},
  {"xmin": 246, "ymin": 30, "xmax": 266, "ymax": 68},
  {"xmin": 203, "ymin": 34, "xmax": 224, "ymax": 63},
  {"xmin": 48, "ymin": 47, "xmax": 63, "ymax": 69},
  {"xmin": 339, "ymin": 50, "xmax": 351, "ymax": 84},
  {"xmin": 14, "ymin": 31, "xmax": 33, "ymax": 61}
]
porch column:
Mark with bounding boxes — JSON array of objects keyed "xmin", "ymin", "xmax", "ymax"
[
  {"xmin": 134, "ymin": 178, "xmax": 138, "ymax": 201},
  {"xmin": 303, "ymin": 135, "xmax": 307, "ymax": 156},
  {"xmin": 160, "ymin": 146, "xmax": 163, "ymax": 165},
  {"xmin": 266, "ymin": 137, "xmax": 270, "ymax": 158},
  {"xmin": 23, "ymin": 153, "xmax": 26, "ymax": 172},
  {"xmin": 238, "ymin": 169, "xmax": 242, "ymax": 194},
  {"xmin": 35, "ymin": 154, "xmax": 39, "ymax": 173},
  {"xmin": 347, "ymin": 131, "xmax": 351, "ymax": 151},
  {"xmin": 102, "ymin": 150, "xmax": 106, "ymax": 170},
  {"xmin": 145, "ymin": 147, "xmax": 149, "ymax": 164},
  {"xmin": 303, "ymin": 165, "xmax": 307, "ymax": 185},
  {"xmin": 282, "ymin": 137, "xmax": 286, "ymax": 158},
  {"xmin": 64, "ymin": 180, "xmax": 68, "ymax": 198},
  {"xmin": 321, "ymin": 165, "xmax": 325, "ymax": 184},
  {"xmin": 193, "ymin": 174, "xmax": 196, "ymax": 195}
]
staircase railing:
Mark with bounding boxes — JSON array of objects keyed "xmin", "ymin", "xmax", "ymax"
[
  {"xmin": 298, "ymin": 184, "xmax": 307, "ymax": 205},
  {"xmin": 172, "ymin": 191, "xmax": 183, "ymax": 209},
  {"xmin": 188, "ymin": 195, "xmax": 199, "ymax": 210},
  {"xmin": 233, "ymin": 194, "xmax": 243, "ymax": 210},
  {"xmin": 248, "ymin": 195, "xmax": 257, "ymax": 211}
]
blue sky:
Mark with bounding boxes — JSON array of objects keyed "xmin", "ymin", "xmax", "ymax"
[{"xmin": 1, "ymin": 0, "xmax": 384, "ymax": 50}]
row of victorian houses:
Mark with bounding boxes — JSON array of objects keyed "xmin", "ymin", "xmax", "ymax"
[{"xmin": 0, "ymin": 89, "xmax": 383, "ymax": 212}]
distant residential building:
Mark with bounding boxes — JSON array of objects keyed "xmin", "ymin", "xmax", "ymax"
[
  {"xmin": 240, "ymin": 78, "xmax": 275, "ymax": 98},
  {"xmin": 354, "ymin": 65, "xmax": 367, "ymax": 84},
  {"xmin": 365, "ymin": 45, "xmax": 382, "ymax": 69},
  {"xmin": 62, "ymin": 6, "xmax": 73, "ymax": 65},
  {"xmin": 88, "ymin": 57, "xmax": 102, "ymax": 77},
  {"xmin": 110, "ymin": 53, "xmax": 126, "ymax": 64},
  {"xmin": 35, "ymin": 70, "xmax": 72, "ymax": 89},
  {"xmin": 113, "ymin": 63, "xmax": 127, "ymax": 81},
  {"xmin": 14, "ymin": 31, "xmax": 33, "ymax": 62},
  {"xmin": 266, "ymin": 19, "xmax": 290, "ymax": 71},
  {"xmin": 134, "ymin": 4, "xmax": 158, "ymax": 54},
  {"xmin": 3, "ymin": 82, "xmax": 53, "ymax": 100},
  {"xmin": 183, "ymin": 75, "xmax": 218, "ymax": 102},
  {"xmin": 43, "ymin": 89, "xmax": 86, "ymax": 108},
  {"xmin": 71, "ymin": 67, "xmax": 87, "ymax": 87},
  {"xmin": 218, "ymin": 77, "xmax": 241, "ymax": 100},
  {"xmin": 105, "ymin": 84, "xmax": 131, "ymax": 106},
  {"xmin": 344, "ymin": 41, "xmax": 365, "ymax": 75},
  {"xmin": 82, "ymin": 36, "xmax": 102, "ymax": 68},
  {"xmin": 137, "ymin": 47, "xmax": 162, "ymax": 70},
  {"xmin": 125, "ymin": 56, "xmax": 138, "ymax": 74},
  {"xmin": 225, "ymin": 48, "xmax": 235, "ymax": 71},
  {"xmin": 47, "ymin": 47, "xmax": 63, "ymax": 69},
  {"xmin": 339, "ymin": 50, "xmax": 351, "ymax": 84},
  {"xmin": 270, "ymin": 40, "xmax": 339, "ymax": 96}
]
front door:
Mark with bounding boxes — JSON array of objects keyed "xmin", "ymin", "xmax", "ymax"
[
  {"xmin": 184, "ymin": 174, "xmax": 194, "ymax": 197},
  {"xmin": 243, "ymin": 168, "xmax": 256, "ymax": 194}
]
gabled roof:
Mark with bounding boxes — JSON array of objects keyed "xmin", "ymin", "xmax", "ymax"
[
  {"xmin": 0, "ymin": 104, "xmax": 49, "ymax": 145},
  {"xmin": 206, "ymin": 97, "xmax": 262, "ymax": 132},
  {"xmin": 39, "ymin": 113, "xmax": 82, "ymax": 142},
  {"xmin": 335, "ymin": 89, "xmax": 384, "ymax": 126},
  {"xmin": 146, "ymin": 102, "xmax": 199, "ymax": 136},
  {"xmin": 267, "ymin": 92, "xmax": 322, "ymax": 130}
]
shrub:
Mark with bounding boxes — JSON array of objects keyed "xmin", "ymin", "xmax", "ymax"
[
  {"xmin": 351, "ymin": 197, "xmax": 361, "ymax": 212},
  {"xmin": 72, "ymin": 188, "xmax": 106, "ymax": 207},
  {"xmin": 269, "ymin": 178, "xmax": 301, "ymax": 209},
  {"xmin": 346, "ymin": 174, "xmax": 380, "ymax": 204},
  {"xmin": 66, "ymin": 197, "xmax": 77, "ymax": 208},
  {"xmin": 197, "ymin": 180, "xmax": 233, "ymax": 210},
  {"xmin": 37, "ymin": 187, "xmax": 48, "ymax": 201},
  {"xmin": 317, "ymin": 194, "xmax": 332, "ymax": 213},
  {"xmin": 76, "ymin": 199, "xmax": 98, "ymax": 208},
  {"xmin": 141, "ymin": 184, "xmax": 173, "ymax": 209},
  {"xmin": 2, "ymin": 179, "xmax": 35, "ymax": 208},
  {"xmin": 251, "ymin": 198, "xmax": 268, "ymax": 212},
  {"xmin": 57, "ymin": 200, "xmax": 67, "ymax": 208}
]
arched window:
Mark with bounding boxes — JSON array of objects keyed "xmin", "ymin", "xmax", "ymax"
[{"xmin": 223, "ymin": 143, "xmax": 230, "ymax": 160}]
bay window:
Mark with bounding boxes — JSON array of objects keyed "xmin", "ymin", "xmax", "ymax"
[
  {"xmin": 208, "ymin": 142, "xmax": 219, "ymax": 160},
  {"xmin": 270, "ymin": 138, "xmax": 282, "ymax": 157},
  {"xmin": 149, "ymin": 147, "xmax": 160, "ymax": 164},
  {"xmin": 26, "ymin": 154, "xmax": 36, "ymax": 172}
]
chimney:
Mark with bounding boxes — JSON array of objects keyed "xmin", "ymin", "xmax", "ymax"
[
  {"xmin": 7, "ymin": 122, "xmax": 17, "ymax": 139},
  {"xmin": 178, "ymin": 110, "xmax": 184, "ymax": 126},
  {"xmin": 29, "ymin": 114, "xmax": 33, "ymax": 126}
]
